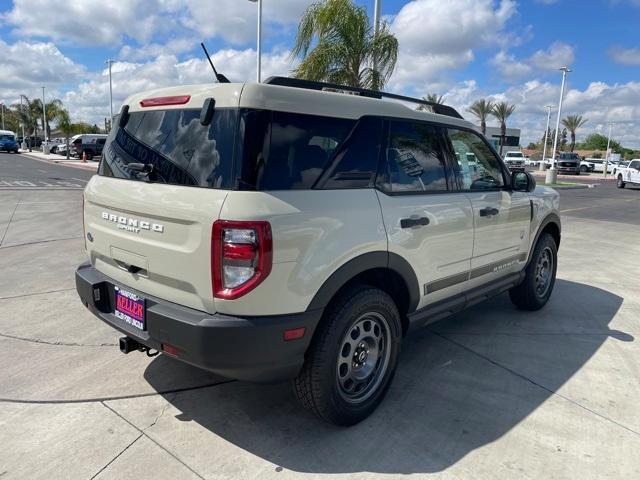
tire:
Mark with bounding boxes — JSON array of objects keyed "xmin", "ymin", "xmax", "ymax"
[
  {"xmin": 293, "ymin": 286, "xmax": 402, "ymax": 426},
  {"xmin": 509, "ymin": 233, "xmax": 558, "ymax": 311},
  {"xmin": 580, "ymin": 165, "xmax": 587, "ymax": 172},
  {"xmin": 617, "ymin": 175, "xmax": 625, "ymax": 189}
]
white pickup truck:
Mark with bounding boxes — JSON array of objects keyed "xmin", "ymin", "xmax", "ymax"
[{"xmin": 616, "ymin": 159, "xmax": 640, "ymax": 188}]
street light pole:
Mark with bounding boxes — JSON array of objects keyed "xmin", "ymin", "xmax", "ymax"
[
  {"xmin": 540, "ymin": 104, "xmax": 554, "ymax": 171},
  {"xmin": 20, "ymin": 94, "xmax": 32, "ymax": 151},
  {"xmin": 1, "ymin": 103, "xmax": 4, "ymax": 130},
  {"xmin": 373, "ymin": 0, "xmax": 381, "ymax": 36},
  {"xmin": 106, "ymin": 59, "xmax": 114, "ymax": 121},
  {"xmin": 546, "ymin": 66, "xmax": 571, "ymax": 185},
  {"xmin": 248, "ymin": 0, "xmax": 262, "ymax": 82},
  {"xmin": 604, "ymin": 123, "xmax": 612, "ymax": 180},
  {"xmin": 19, "ymin": 96, "xmax": 27, "ymax": 150},
  {"xmin": 42, "ymin": 86, "xmax": 48, "ymax": 150}
]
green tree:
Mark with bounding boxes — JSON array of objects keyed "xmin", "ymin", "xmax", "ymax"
[
  {"xmin": 578, "ymin": 133, "xmax": 622, "ymax": 153},
  {"xmin": 561, "ymin": 114, "xmax": 588, "ymax": 152},
  {"xmin": 56, "ymin": 109, "xmax": 74, "ymax": 159},
  {"xmin": 559, "ymin": 128, "xmax": 568, "ymax": 151},
  {"xmin": 526, "ymin": 142, "xmax": 538, "ymax": 150},
  {"xmin": 467, "ymin": 99, "xmax": 494, "ymax": 135},
  {"xmin": 291, "ymin": 0, "xmax": 399, "ymax": 90},
  {"xmin": 490, "ymin": 101, "xmax": 516, "ymax": 155}
]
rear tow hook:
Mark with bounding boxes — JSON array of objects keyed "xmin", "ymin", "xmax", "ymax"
[{"xmin": 119, "ymin": 336, "xmax": 160, "ymax": 357}]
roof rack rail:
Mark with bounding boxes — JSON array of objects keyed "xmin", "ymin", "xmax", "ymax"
[{"xmin": 263, "ymin": 76, "xmax": 464, "ymax": 120}]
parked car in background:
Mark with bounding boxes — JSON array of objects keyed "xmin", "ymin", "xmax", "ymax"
[
  {"xmin": 556, "ymin": 152, "xmax": 581, "ymax": 175},
  {"xmin": 69, "ymin": 134, "xmax": 108, "ymax": 160},
  {"xmin": 587, "ymin": 158, "xmax": 616, "ymax": 173},
  {"xmin": 43, "ymin": 138, "xmax": 65, "ymax": 154},
  {"xmin": 0, "ymin": 130, "xmax": 20, "ymax": 153},
  {"xmin": 503, "ymin": 151, "xmax": 526, "ymax": 171},
  {"xmin": 580, "ymin": 159, "xmax": 595, "ymax": 173},
  {"xmin": 616, "ymin": 159, "xmax": 640, "ymax": 188},
  {"xmin": 612, "ymin": 161, "xmax": 630, "ymax": 177}
]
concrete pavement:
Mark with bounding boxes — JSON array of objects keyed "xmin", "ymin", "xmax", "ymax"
[{"xmin": 1, "ymin": 153, "xmax": 639, "ymax": 479}]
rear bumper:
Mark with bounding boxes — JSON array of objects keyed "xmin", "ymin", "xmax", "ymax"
[{"xmin": 75, "ymin": 263, "xmax": 322, "ymax": 382}]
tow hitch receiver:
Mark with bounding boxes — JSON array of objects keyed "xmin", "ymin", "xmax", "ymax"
[{"xmin": 119, "ymin": 336, "xmax": 160, "ymax": 357}]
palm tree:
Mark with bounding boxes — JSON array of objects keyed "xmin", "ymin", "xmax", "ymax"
[
  {"xmin": 491, "ymin": 101, "xmax": 516, "ymax": 155},
  {"xmin": 467, "ymin": 99, "xmax": 494, "ymax": 135},
  {"xmin": 561, "ymin": 114, "xmax": 588, "ymax": 152},
  {"xmin": 56, "ymin": 109, "xmax": 74, "ymax": 159},
  {"xmin": 416, "ymin": 93, "xmax": 445, "ymax": 111},
  {"xmin": 291, "ymin": 0, "xmax": 398, "ymax": 91},
  {"xmin": 30, "ymin": 98, "xmax": 64, "ymax": 140}
]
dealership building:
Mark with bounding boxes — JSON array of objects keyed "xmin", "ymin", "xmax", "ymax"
[{"xmin": 482, "ymin": 126, "xmax": 522, "ymax": 153}]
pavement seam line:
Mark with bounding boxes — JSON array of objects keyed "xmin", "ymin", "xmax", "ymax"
[
  {"xmin": 0, "ymin": 236, "xmax": 83, "ymax": 250},
  {"xmin": 0, "ymin": 332, "xmax": 117, "ymax": 347},
  {"xmin": 89, "ymin": 432, "xmax": 143, "ymax": 480},
  {"xmin": 0, "ymin": 288, "xmax": 75, "ymax": 301},
  {"xmin": 0, "ymin": 379, "xmax": 235, "ymax": 405},
  {"xmin": 101, "ymin": 401, "xmax": 206, "ymax": 480},
  {"xmin": 0, "ymin": 196, "xmax": 21, "ymax": 247},
  {"xmin": 434, "ymin": 331, "xmax": 640, "ymax": 439}
]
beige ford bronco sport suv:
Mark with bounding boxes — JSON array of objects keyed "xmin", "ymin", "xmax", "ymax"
[{"xmin": 76, "ymin": 77, "xmax": 561, "ymax": 426}]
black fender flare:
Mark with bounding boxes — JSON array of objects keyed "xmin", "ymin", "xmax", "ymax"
[
  {"xmin": 306, "ymin": 251, "xmax": 421, "ymax": 314},
  {"xmin": 527, "ymin": 212, "xmax": 561, "ymax": 266}
]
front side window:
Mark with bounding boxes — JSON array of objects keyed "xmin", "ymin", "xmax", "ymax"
[
  {"xmin": 448, "ymin": 129, "xmax": 505, "ymax": 190},
  {"xmin": 630, "ymin": 160, "xmax": 640, "ymax": 170},
  {"xmin": 381, "ymin": 120, "xmax": 449, "ymax": 193}
]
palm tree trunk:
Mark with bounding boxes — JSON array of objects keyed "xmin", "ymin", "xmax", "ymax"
[
  {"xmin": 500, "ymin": 123, "xmax": 506, "ymax": 155},
  {"xmin": 481, "ymin": 120, "xmax": 486, "ymax": 135},
  {"xmin": 570, "ymin": 131, "xmax": 576, "ymax": 152}
]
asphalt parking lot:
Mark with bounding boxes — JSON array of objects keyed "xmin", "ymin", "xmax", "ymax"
[{"xmin": 1, "ymin": 153, "xmax": 639, "ymax": 479}]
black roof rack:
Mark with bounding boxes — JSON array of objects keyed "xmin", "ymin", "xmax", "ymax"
[{"xmin": 263, "ymin": 76, "xmax": 464, "ymax": 120}]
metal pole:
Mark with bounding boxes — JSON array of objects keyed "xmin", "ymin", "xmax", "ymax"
[
  {"xmin": 604, "ymin": 123, "xmax": 612, "ymax": 180},
  {"xmin": 42, "ymin": 86, "xmax": 47, "ymax": 147},
  {"xmin": 257, "ymin": 0, "xmax": 262, "ymax": 82},
  {"xmin": 19, "ymin": 96, "xmax": 26, "ymax": 150},
  {"xmin": 546, "ymin": 67, "xmax": 571, "ymax": 184},
  {"xmin": 1, "ymin": 103, "xmax": 4, "ymax": 130},
  {"xmin": 106, "ymin": 59, "xmax": 114, "ymax": 121},
  {"xmin": 373, "ymin": 0, "xmax": 381, "ymax": 36},
  {"xmin": 540, "ymin": 105, "xmax": 553, "ymax": 171}
]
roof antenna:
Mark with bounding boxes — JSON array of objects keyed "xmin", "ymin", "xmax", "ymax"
[{"xmin": 201, "ymin": 42, "xmax": 230, "ymax": 83}]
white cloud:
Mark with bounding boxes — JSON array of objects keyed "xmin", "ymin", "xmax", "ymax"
[
  {"xmin": 2, "ymin": 0, "xmax": 314, "ymax": 47},
  {"xmin": 609, "ymin": 46, "xmax": 640, "ymax": 66},
  {"xmin": 490, "ymin": 42, "xmax": 575, "ymax": 81},
  {"xmin": 0, "ymin": 40, "xmax": 85, "ymax": 106},
  {"xmin": 441, "ymin": 79, "xmax": 640, "ymax": 148},
  {"xmin": 63, "ymin": 48, "xmax": 295, "ymax": 123},
  {"xmin": 389, "ymin": 0, "xmax": 517, "ymax": 90}
]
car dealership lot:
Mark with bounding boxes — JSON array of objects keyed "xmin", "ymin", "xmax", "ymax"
[{"xmin": 1, "ymin": 153, "xmax": 639, "ymax": 479}]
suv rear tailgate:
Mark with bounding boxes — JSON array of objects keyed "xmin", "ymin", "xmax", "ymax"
[{"xmin": 84, "ymin": 176, "xmax": 227, "ymax": 314}]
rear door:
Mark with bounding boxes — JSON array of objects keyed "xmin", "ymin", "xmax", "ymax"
[
  {"xmin": 445, "ymin": 128, "xmax": 531, "ymax": 287},
  {"xmin": 629, "ymin": 160, "xmax": 640, "ymax": 183},
  {"xmin": 376, "ymin": 119, "xmax": 473, "ymax": 308},
  {"xmin": 85, "ymin": 106, "xmax": 239, "ymax": 314}
]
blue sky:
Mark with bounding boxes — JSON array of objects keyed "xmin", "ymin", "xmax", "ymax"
[{"xmin": 1, "ymin": 0, "xmax": 639, "ymax": 146}]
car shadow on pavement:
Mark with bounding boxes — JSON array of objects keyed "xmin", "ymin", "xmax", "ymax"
[{"xmin": 143, "ymin": 279, "xmax": 629, "ymax": 474}]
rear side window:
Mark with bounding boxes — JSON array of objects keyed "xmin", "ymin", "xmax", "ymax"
[
  {"xmin": 100, "ymin": 109, "xmax": 237, "ymax": 188},
  {"xmin": 238, "ymin": 110, "xmax": 355, "ymax": 190},
  {"xmin": 380, "ymin": 120, "xmax": 449, "ymax": 193}
]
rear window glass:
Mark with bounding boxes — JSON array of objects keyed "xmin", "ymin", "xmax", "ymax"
[
  {"xmin": 238, "ymin": 110, "xmax": 355, "ymax": 190},
  {"xmin": 100, "ymin": 109, "xmax": 237, "ymax": 188}
]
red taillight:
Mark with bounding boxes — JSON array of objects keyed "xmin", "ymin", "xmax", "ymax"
[
  {"xmin": 212, "ymin": 220, "xmax": 272, "ymax": 299},
  {"xmin": 283, "ymin": 327, "xmax": 306, "ymax": 341},
  {"xmin": 140, "ymin": 95, "xmax": 191, "ymax": 107}
]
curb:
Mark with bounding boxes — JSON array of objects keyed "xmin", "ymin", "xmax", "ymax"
[
  {"xmin": 543, "ymin": 183, "xmax": 597, "ymax": 190},
  {"xmin": 18, "ymin": 152, "xmax": 98, "ymax": 171}
]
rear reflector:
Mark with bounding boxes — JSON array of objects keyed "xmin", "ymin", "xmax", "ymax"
[
  {"xmin": 140, "ymin": 95, "xmax": 191, "ymax": 107},
  {"xmin": 283, "ymin": 327, "xmax": 306, "ymax": 341},
  {"xmin": 161, "ymin": 343, "xmax": 181, "ymax": 356}
]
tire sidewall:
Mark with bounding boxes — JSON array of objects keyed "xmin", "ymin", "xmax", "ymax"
[
  {"xmin": 525, "ymin": 234, "xmax": 558, "ymax": 308},
  {"xmin": 315, "ymin": 289, "xmax": 402, "ymax": 425}
]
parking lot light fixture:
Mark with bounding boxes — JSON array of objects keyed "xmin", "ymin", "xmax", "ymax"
[
  {"xmin": 540, "ymin": 104, "xmax": 554, "ymax": 171},
  {"xmin": 546, "ymin": 66, "xmax": 571, "ymax": 185},
  {"xmin": 106, "ymin": 59, "xmax": 114, "ymax": 121},
  {"xmin": 248, "ymin": 0, "xmax": 262, "ymax": 82},
  {"xmin": 1, "ymin": 102, "xmax": 4, "ymax": 130},
  {"xmin": 42, "ymin": 86, "xmax": 48, "ymax": 152}
]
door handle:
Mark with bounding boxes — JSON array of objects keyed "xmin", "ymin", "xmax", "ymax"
[
  {"xmin": 400, "ymin": 217, "xmax": 430, "ymax": 229},
  {"xmin": 479, "ymin": 207, "xmax": 500, "ymax": 217}
]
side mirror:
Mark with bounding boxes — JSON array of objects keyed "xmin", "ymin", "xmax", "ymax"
[{"xmin": 512, "ymin": 170, "xmax": 536, "ymax": 192}]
